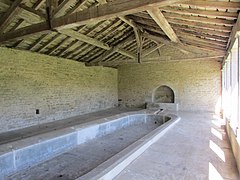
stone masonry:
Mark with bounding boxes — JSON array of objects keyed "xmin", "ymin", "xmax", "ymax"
[
  {"xmin": 118, "ymin": 60, "xmax": 221, "ymax": 112},
  {"xmin": 0, "ymin": 47, "xmax": 118, "ymax": 133}
]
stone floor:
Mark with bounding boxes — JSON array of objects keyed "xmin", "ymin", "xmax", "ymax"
[
  {"xmin": 115, "ymin": 111, "xmax": 239, "ymax": 180},
  {"xmin": 0, "ymin": 107, "xmax": 139, "ymax": 145},
  {"xmin": 2, "ymin": 110, "xmax": 239, "ymax": 180}
]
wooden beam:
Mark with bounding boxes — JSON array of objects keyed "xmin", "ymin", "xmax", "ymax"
[
  {"xmin": 226, "ymin": 14, "xmax": 240, "ymax": 56},
  {"xmin": 170, "ymin": 23, "xmax": 230, "ymax": 38},
  {"xmin": 19, "ymin": 3, "xmax": 47, "ymax": 19},
  {"xmin": 142, "ymin": 43, "xmax": 164, "ymax": 57},
  {"xmin": 47, "ymin": 36, "xmax": 70, "ymax": 55},
  {"xmin": 173, "ymin": 27, "xmax": 228, "ymax": 43},
  {"xmin": 161, "ymin": 6, "xmax": 238, "ymax": 20},
  {"xmin": 87, "ymin": 35, "xmax": 135, "ymax": 64},
  {"xmin": 167, "ymin": 18, "xmax": 232, "ymax": 32},
  {"xmin": 0, "ymin": 0, "xmax": 24, "ymax": 33},
  {"xmin": 147, "ymin": 7, "xmax": 180, "ymax": 42},
  {"xmin": 142, "ymin": 32, "xmax": 192, "ymax": 54},
  {"xmin": 37, "ymin": 33, "xmax": 61, "ymax": 52},
  {"xmin": 66, "ymin": 0, "xmax": 86, "ymax": 14},
  {"xmin": 53, "ymin": 0, "xmax": 186, "ymax": 29},
  {"xmin": 181, "ymin": 1, "xmax": 240, "ymax": 11},
  {"xmin": 177, "ymin": 31, "xmax": 227, "ymax": 48},
  {"xmin": 53, "ymin": 0, "xmax": 69, "ymax": 17},
  {"xmin": 33, "ymin": 0, "xmax": 46, "ymax": 10},
  {"xmin": 162, "ymin": 12, "xmax": 235, "ymax": 27},
  {"xmin": 58, "ymin": 29, "xmax": 110, "ymax": 50},
  {"xmin": 180, "ymin": 38, "xmax": 226, "ymax": 51},
  {"xmin": 0, "ymin": 0, "xmax": 186, "ymax": 42},
  {"xmin": 59, "ymin": 29, "xmax": 136, "ymax": 60},
  {"xmin": 0, "ymin": 22, "xmax": 50, "ymax": 43},
  {"xmin": 28, "ymin": 34, "xmax": 48, "ymax": 51}
]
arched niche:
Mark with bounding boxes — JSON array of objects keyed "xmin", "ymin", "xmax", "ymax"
[{"xmin": 153, "ymin": 85, "xmax": 175, "ymax": 103}]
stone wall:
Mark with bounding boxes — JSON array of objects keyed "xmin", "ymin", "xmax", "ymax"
[
  {"xmin": 118, "ymin": 60, "xmax": 221, "ymax": 112},
  {"xmin": 0, "ymin": 47, "xmax": 118, "ymax": 133}
]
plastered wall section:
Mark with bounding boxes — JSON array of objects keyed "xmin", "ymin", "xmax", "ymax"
[
  {"xmin": 118, "ymin": 60, "xmax": 221, "ymax": 112},
  {"xmin": 0, "ymin": 47, "xmax": 118, "ymax": 133}
]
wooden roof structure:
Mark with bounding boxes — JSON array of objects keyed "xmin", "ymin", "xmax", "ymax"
[{"xmin": 0, "ymin": 0, "xmax": 239, "ymax": 68}]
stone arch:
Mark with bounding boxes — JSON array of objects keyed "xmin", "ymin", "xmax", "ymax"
[{"xmin": 153, "ymin": 85, "xmax": 175, "ymax": 103}]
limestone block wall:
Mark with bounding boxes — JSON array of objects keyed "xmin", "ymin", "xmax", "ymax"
[
  {"xmin": 118, "ymin": 60, "xmax": 221, "ymax": 112},
  {"xmin": 0, "ymin": 47, "xmax": 118, "ymax": 133}
]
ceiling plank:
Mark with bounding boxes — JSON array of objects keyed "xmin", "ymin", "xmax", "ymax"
[
  {"xmin": 53, "ymin": 0, "xmax": 187, "ymax": 29},
  {"xmin": 0, "ymin": 22, "xmax": 50, "ymax": 43},
  {"xmin": 170, "ymin": 23, "xmax": 230, "ymax": 38},
  {"xmin": 53, "ymin": 0, "xmax": 69, "ymax": 17},
  {"xmin": 147, "ymin": 7, "xmax": 180, "ymax": 43},
  {"xmin": 59, "ymin": 29, "xmax": 136, "ymax": 60},
  {"xmin": 181, "ymin": 1, "xmax": 240, "ymax": 10},
  {"xmin": 226, "ymin": 14, "xmax": 240, "ymax": 57},
  {"xmin": 37, "ymin": 33, "xmax": 61, "ymax": 52},
  {"xmin": 87, "ymin": 35, "xmax": 135, "ymax": 64},
  {"xmin": 173, "ymin": 27, "xmax": 228, "ymax": 42},
  {"xmin": 177, "ymin": 31, "xmax": 227, "ymax": 47},
  {"xmin": 167, "ymin": 18, "xmax": 232, "ymax": 32},
  {"xmin": 33, "ymin": 0, "xmax": 46, "ymax": 10},
  {"xmin": 162, "ymin": 12, "xmax": 235, "ymax": 26},
  {"xmin": 142, "ymin": 43, "xmax": 164, "ymax": 57},
  {"xmin": 161, "ymin": 6, "xmax": 238, "ymax": 20},
  {"xmin": 0, "ymin": 0, "xmax": 24, "ymax": 33},
  {"xmin": 58, "ymin": 29, "xmax": 110, "ymax": 50},
  {"xmin": 0, "ymin": 0, "xmax": 186, "ymax": 43},
  {"xmin": 28, "ymin": 34, "xmax": 48, "ymax": 51},
  {"xmin": 19, "ymin": 3, "xmax": 47, "ymax": 19}
]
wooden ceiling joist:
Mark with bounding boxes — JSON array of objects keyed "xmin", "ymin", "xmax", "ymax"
[
  {"xmin": 36, "ymin": 33, "xmax": 61, "ymax": 52},
  {"xmin": 181, "ymin": 1, "xmax": 240, "ymax": 11},
  {"xmin": 162, "ymin": 12, "xmax": 235, "ymax": 27},
  {"xmin": 33, "ymin": 0, "xmax": 46, "ymax": 10},
  {"xmin": 147, "ymin": 7, "xmax": 180, "ymax": 43},
  {"xmin": 167, "ymin": 18, "xmax": 232, "ymax": 32},
  {"xmin": 0, "ymin": 0, "xmax": 24, "ymax": 33},
  {"xmin": 59, "ymin": 29, "xmax": 135, "ymax": 60},
  {"xmin": 19, "ymin": 3, "xmax": 47, "ymax": 19},
  {"xmin": 0, "ymin": 0, "xmax": 186, "ymax": 43},
  {"xmin": 88, "ymin": 35, "xmax": 136, "ymax": 64},
  {"xmin": 161, "ymin": 6, "xmax": 238, "ymax": 20},
  {"xmin": 177, "ymin": 31, "xmax": 227, "ymax": 48},
  {"xmin": 173, "ymin": 27, "xmax": 228, "ymax": 43},
  {"xmin": 28, "ymin": 34, "xmax": 48, "ymax": 51},
  {"xmin": 171, "ymin": 24, "xmax": 230, "ymax": 38}
]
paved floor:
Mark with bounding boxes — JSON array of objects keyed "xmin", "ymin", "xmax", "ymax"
[
  {"xmin": 0, "ymin": 107, "xmax": 140, "ymax": 145},
  {"xmin": 115, "ymin": 111, "xmax": 239, "ymax": 180}
]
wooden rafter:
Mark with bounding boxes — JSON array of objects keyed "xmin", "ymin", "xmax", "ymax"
[
  {"xmin": 0, "ymin": 0, "xmax": 186, "ymax": 42},
  {"xmin": 88, "ymin": 35, "xmax": 135, "ymax": 64},
  {"xmin": 0, "ymin": 0, "xmax": 24, "ymax": 33},
  {"xmin": 226, "ymin": 14, "xmax": 240, "ymax": 56},
  {"xmin": 28, "ymin": 34, "xmax": 49, "ymax": 51},
  {"xmin": 161, "ymin": 6, "xmax": 238, "ymax": 20},
  {"xmin": 177, "ymin": 31, "xmax": 227, "ymax": 48},
  {"xmin": 37, "ymin": 33, "xmax": 61, "ymax": 52},
  {"xmin": 147, "ymin": 7, "xmax": 180, "ymax": 43},
  {"xmin": 173, "ymin": 27, "xmax": 228, "ymax": 43},
  {"xmin": 33, "ymin": 0, "xmax": 46, "ymax": 10},
  {"xmin": 19, "ymin": 3, "xmax": 47, "ymax": 19},
  {"xmin": 162, "ymin": 12, "xmax": 235, "ymax": 27},
  {"xmin": 59, "ymin": 29, "xmax": 135, "ymax": 60},
  {"xmin": 181, "ymin": 1, "xmax": 240, "ymax": 10}
]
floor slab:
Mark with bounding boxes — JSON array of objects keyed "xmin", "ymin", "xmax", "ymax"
[{"xmin": 115, "ymin": 111, "xmax": 239, "ymax": 180}]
